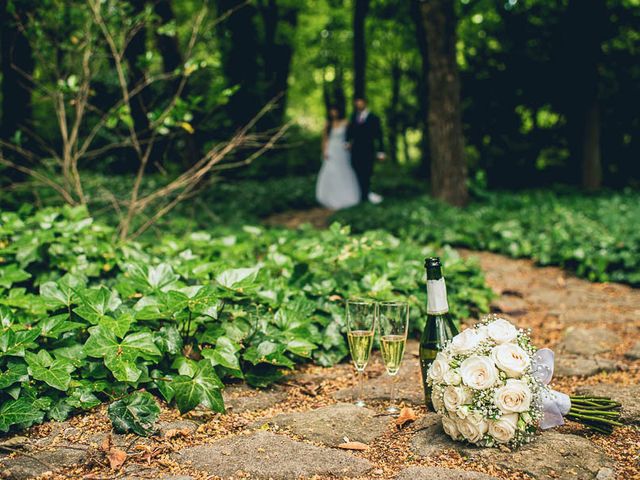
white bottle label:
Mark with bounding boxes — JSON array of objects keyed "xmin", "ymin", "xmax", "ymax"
[{"xmin": 427, "ymin": 278, "xmax": 449, "ymax": 315}]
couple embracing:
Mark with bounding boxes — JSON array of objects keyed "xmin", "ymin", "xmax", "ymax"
[{"xmin": 316, "ymin": 97, "xmax": 385, "ymax": 210}]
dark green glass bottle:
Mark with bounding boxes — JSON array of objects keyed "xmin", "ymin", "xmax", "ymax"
[{"xmin": 419, "ymin": 257, "xmax": 458, "ymax": 409}]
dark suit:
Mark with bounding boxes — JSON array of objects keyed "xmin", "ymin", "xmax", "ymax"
[{"xmin": 347, "ymin": 111, "xmax": 384, "ymax": 202}]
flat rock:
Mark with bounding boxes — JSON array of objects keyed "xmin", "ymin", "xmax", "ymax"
[
  {"xmin": 554, "ymin": 355, "xmax": 620, "ymax": 377},
  {"xmin": 559, "ymin": 328, "xmax": 621, "ymax": 355},
  {"xmin": 491, "ymin": 296, "xmax": 528, "ymax": 315},
  {"xmin": 262, "ymin": 402, "xmax": 388, "ymax": 446},
  {"xmin": 396, "ymin": 466, "xmax": 500, "ymax": 480},
  {"xmin": 411, "ymin": 417, "xmax": 612, "ymax": 479},
  {"xmin": 575, "ymin": 384, "xmax": 640, "ymax": 424},
  {"xmin": 156, "ymin": 419, "xmax": 199, "ymax": 437},
  {"xmin": 624, "ymin": 341, "xmax": 640, "ymax": 360},
  {"xmin": 222, "ymin": 384, "xmax": 287, "ymax": 413},
  {"xmin": 0, "ymin": 446, "xmax": 86, "ymax": 480},
  {"xmin": 173, "ymin": 431, "xmax": 373, "ymax": 479},
  {"xmin": 334, "ymin": 359, "xmax": 423, "ymax": 405}
]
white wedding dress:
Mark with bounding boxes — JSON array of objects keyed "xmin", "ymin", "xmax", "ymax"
[{"xmin": 316, "ymin": 124, "xmax": 361, "ymax": 209}]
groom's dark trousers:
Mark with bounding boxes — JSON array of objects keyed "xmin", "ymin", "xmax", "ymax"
[{"xmin": 347, "ymin": 112, "xmax": 384, "ymax": 202}]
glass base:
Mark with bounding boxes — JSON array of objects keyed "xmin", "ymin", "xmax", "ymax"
[{"xmin": 386, "ymin": 405, "xmax": 400, "ymax": 414}]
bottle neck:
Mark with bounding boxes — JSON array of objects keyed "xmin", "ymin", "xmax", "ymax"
[{"xmin": 426, "ymin": 268, "xmax": 449, "ymax": 315}]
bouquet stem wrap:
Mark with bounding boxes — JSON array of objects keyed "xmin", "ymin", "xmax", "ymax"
[{"xmin": 534, "ymin": 349, "xmax": 622, "ymax": 434}]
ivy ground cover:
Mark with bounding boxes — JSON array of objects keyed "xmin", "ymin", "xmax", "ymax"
[
  {"xmin": 334, "ymin": 189, "xmax": 640, "ymax": 285},
  {"xmin": 0, "ymin": 206, "xmax": 492, "ymax": 433}
]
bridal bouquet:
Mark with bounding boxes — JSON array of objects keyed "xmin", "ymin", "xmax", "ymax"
[{"xmin": 427, "ymin": 315, "xmax": 622, "ymax": 448}]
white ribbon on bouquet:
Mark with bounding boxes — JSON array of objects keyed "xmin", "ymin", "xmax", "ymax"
[{"xmin": 531, "ymin": 348, "xmax": 571, "ymax": 429}]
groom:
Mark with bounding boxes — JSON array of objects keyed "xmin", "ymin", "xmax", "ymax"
[{"xmin": 346, "ymin": 97, "xmax": 385, "ymax": 203}]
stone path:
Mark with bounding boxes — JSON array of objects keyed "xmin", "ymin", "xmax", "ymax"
[{"xmin": 0, "ymin": 250, "xmax": 638, "ymax": 480}]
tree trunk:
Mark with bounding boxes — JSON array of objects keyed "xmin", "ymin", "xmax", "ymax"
[
  {"xmin": 1, "ymin": 1, "xmax": 33, "ymax": 143},
  {"xmin": 418, "ymin": 0, "xmax": 468, "ymax": 206},
  {"xmin": 411, "ymin": 0, "xmax": 430, "ymax": 178},
  {"xmin": 353, "ymin": 0, "xmax": 369, "ymax": 99},
  {"xmin": 582, "ymin": 101, "xmax": 602, "ymax": 191},
  {"xmin": 260, "ymin": 0, "xmax": 298, "ymax": 128},
  {"xmin": 387, "ymin": 61, "xmax": 401, "ymax": 163},
  {"xmin": 557, "ymin": 0, "xmax": 606, "ymax": 189}
]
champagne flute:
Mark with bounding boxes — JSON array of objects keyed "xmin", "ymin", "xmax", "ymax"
[
  {"xmin": 346, "ymin": 299, "xmax": 377, "ymax": 407},
  {"xmin": 378, "ymin": 301, "xmax": 409, "ymax": 414}
]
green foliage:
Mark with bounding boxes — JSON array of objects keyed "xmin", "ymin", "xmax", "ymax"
[
  {"xmin": 0, "ymin": 205, "xmax": 492, "ymax": 433},
  {"xmin": 334, "ymin": 189, "xmax": 640, "ymax": 285},
  {"xmin": 108, "ymin": 391, "xmax": 161, "ymax": 436}
]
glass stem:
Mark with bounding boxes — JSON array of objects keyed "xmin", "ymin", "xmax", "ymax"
[
  {"xmin": 357, "ymin": 369, "xmax": 365, "ymax": 405},
  {"xmin": 389, "ymin": 374, "xmax": 397, "ymax": 408}
]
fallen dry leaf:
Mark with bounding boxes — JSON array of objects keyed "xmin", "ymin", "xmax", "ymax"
[
  {"xmin": 107, "ymin": 448, "xmax": 127, "ymax": 470},
  {"xmin": 164, "ymin": 428, "xmax": 191, "ymax": 439},
  {"xmin": 337, "ymin": 441, "xmax": 369, "ymax": 451},
  {"xmin": 395, "ymin": 407, "xmax": 417, "ymax": 427},
  {"xmin": 99, "ymin": 434, "xmax": 112, "ymax": 452},
  {"xmin": 328, "ymin": 294, "xmax": 342, "ymax": 301}
]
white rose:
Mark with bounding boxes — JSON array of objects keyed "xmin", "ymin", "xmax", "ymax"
[
  {"xmin": 444, "ymin": 369, "xmax": 461, "ymax": 386},
  {"xmin": 428, "ymin": 352, "xmax": 450, "ymax": 383},
  {"xmin": 460, "ymin": 356, "xmax": 499, "ymax": 390},
  {"xmin": 494, "ymin": 379, "xmax": 532, "ymax": 413},
  {"xmin": 456, "ymin": 404, "xmax": 471, "ymax": 419},
  {"xmin": 491, "ymin": 343, "xmax": 531, "ymax": 378},
  {"xmin": 450, "ymin": 328, "xmax": 481, "ymax": 355},
  {"xmin": 486, "ymin": 318, "xmax": 519, "ymax": 344},
  {"xmin": 489, "ymin": 413, "xmax": 519, "ymax": 443},
  {"xmin": 443, "ymin": 385, "xmax": 473, "ymax": 413},
  {"xmin": 456, "ymin": 414, "xmax": 489, "ymax": 444},
  {"xmin": 476, "ymin": 325, "xmax": 489, "ymax": 342},
  {"xmin": 442, "ymin": 414, "xmax": 463, "ymax": 440}
]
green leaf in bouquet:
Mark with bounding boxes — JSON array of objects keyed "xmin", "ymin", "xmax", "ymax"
[
  {"xmin": 171, "ymin": 360, "xmax": 224, "ymax": 413},
  {"xmin": 0, "ymin": 264, "xmax": 31, "ymax": 289},
  {"xmin": 0, "ymin": 361, "xmax": 29, "ymax": 389},
  {"xmin": 108, "ymin": 391, "xmax": 161, "ymax": 436},
  {"xmin": 25, "ymin": 350, "xmax": 75, "ymax": 391},
  {"xmin": 201, "ymin": 336, "xmax": 241, "ymax": 373},
  {"xmin": 216, "ymin": 266, "xmax": 260, "ymax": 290},
  {"xmin": 0, "ymin": 398, "xmax": 45, "ymax": 433},
  {"xmin": 74, "ymin": 286, "xmax": 122, "ymax": 324}
]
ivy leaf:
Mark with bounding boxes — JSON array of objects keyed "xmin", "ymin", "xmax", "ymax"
[
  {"xmin": 201, "ymin": 336, "xmax": 241, "ymax": 373},
  {"xmin": 216, "ymin": 267, "xmax": 260, "ymax": 290},
  {"xmin": 99, "ymin": 312, "xmax": 134, "ymax": 339},
  {"xmin": 243, "ymin": 340, "xmax": 295, "ymax": 368},
  {"xmin": 124, "ymin": 263, "xmax": 180, "ymax": 294},
  {"xmin": 39, "ymin": 314, "xmax": 83, "ymax": 338},
  {"xmin": 84, "ymin": 326, "xmax": 161, "ymax": 382},
  {"xmin": 0, "ymin": 265, "xmax": 31, "ymax": 289},
  {"xmin": 108, "ymin": 391, "xmax": 160, "ymax": 436},
  {"xmin": 0, "ymin": 328, "xmax": 40, "ymax": 358},
  {"xmin": 0, "ymin": 398, "xmax": 44, "ymax": 433},
  {"xmin": 0, "ymin": 362, "xmax": 29, "ymax": 389},
  {"xmin": 40, "ymin": 273, "xmax": 86, "ymax": 308},
  {"xmin": 74, "ymin": 286, "xmax": 122, "ymax": 324},
  {"xmin": 25, "ymin": 350, "xmax": 74, "ymax": 391},
  {"xmin": 0, "ymin": 305, "xmax": 14, "ymax": 328},
  {"xmin": 171, "ymin": 360, "xmax": 224, "ymax": 414},
  {"xmin": 155, "ymin": 325, "xmax": 183, "ymax": 355}
]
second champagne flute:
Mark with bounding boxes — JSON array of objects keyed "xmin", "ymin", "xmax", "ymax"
[
  {"xmin": 378, "ymin": 301, "xmax": 409, "ymax": 414},
  {"xmin": 346, "ymin": 299, "xmax": 377, "ymax": 407}
]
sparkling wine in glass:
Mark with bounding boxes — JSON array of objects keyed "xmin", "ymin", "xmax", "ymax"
[
  {"xmin": 346, "ymin": 299, "xmax": 377, "ymax": 407},
  {"xmin": 378, "ymin": 301, "xmax": 409, "ymax": 414}
]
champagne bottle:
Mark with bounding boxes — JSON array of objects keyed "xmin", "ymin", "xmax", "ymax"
[{"xmin": 419, "ymin": 257, "xmax": 458, "ymax": 409}]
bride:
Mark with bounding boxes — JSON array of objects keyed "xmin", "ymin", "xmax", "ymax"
[{"xmin": 316, "ymin": 105, "xmax": 361, "ymax": 209}]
